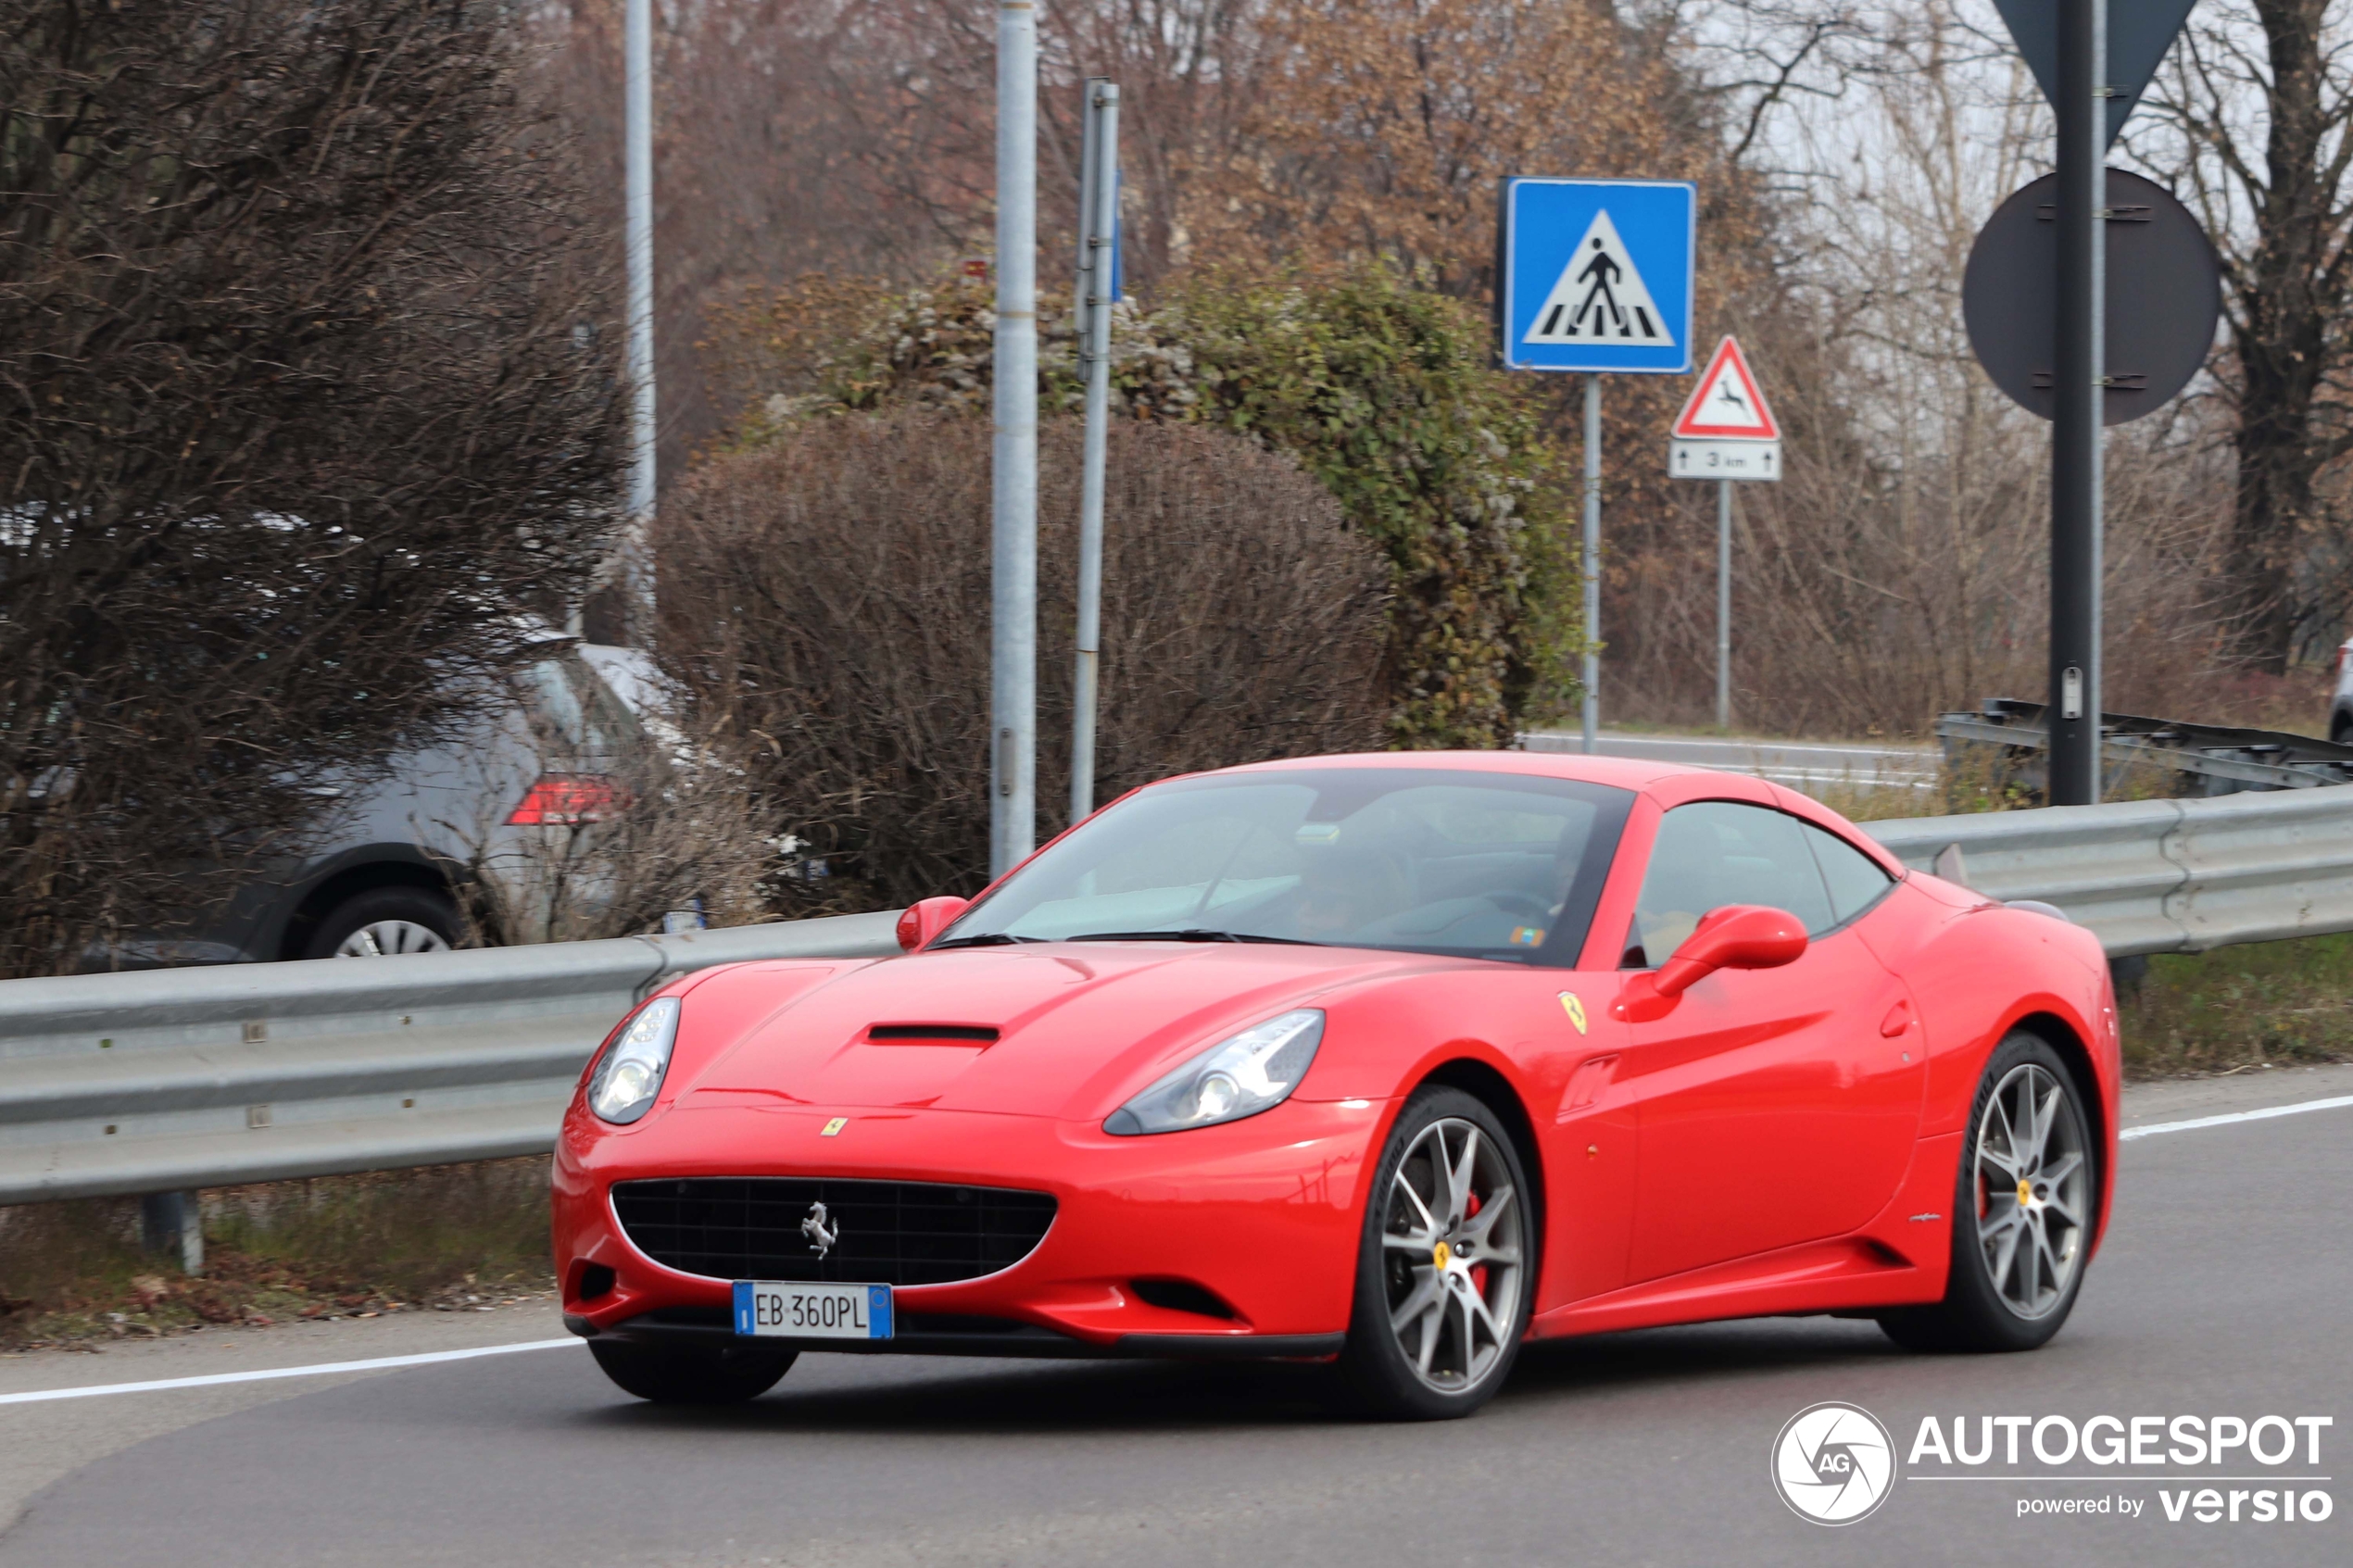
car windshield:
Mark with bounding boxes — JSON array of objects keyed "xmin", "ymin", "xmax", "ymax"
[{"xmin": 943, "ymin": 768, "xmax": 1634, "ymax": 967}]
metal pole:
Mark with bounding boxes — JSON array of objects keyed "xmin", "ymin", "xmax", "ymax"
[
  {"xmin": 990, "ymin": 0, "xmax": 1038, "ymax": 875},
  {"xmin": 1073, "ymin": 82, "xmax": 1101, "ymax": 336},
  {"xmin": 2050, "ymin": 0, "xmax": 2106, "ymax": 805},
  {"xmin": 1580, "ymin": 374, "xmax": 1602, "ymax": 754},
  {"xmin": 1071, "ymin": 81, "xmax": 1119, "ymax": 825},
  {"xmin": 623, "ymin": 0, "xmax": 656, "ymax": 637},
  {"xmin": 1717, "ymin": 478, "xmax": 1732, "ymax": 732}
]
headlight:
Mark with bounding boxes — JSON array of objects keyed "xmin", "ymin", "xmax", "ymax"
[
  {"xmin": 587, "ymin": 996, "xmax": 681, "ymax": 1124},
  {"xmin": 1103, "ymin": 1009, "xmax": 1325, "ymax": 1135}
]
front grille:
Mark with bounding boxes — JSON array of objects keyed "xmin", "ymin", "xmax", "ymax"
[{"xmin": 610, "ymin": 1177, "xmax": 1057, "ymax": 1286}]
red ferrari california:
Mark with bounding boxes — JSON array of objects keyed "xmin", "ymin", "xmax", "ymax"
[{"xmin": 554, "ymin": 752, "xmax": 2118, "ymax": 1419}]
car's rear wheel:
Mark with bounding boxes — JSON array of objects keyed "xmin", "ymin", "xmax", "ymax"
[
  {"xmin": 1879, "ymin": 1033, "xmax": 2095, "ymax": 1353},
  {"xmin": 1339, "ymin": 1088, "xmax": 1534, "ymax": 1420},
  {"xmin": 587, "ymin": 1339, "xmax": 797, "ymax": 1404},
  {"xmin": 303, "ymin": 886, "xmax": 459, "ymax": 959}
]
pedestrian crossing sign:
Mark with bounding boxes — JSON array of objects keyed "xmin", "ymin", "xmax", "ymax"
[{"xmin": 1499, "ymin": 178, "xmax": 1694, "ymax": 373}]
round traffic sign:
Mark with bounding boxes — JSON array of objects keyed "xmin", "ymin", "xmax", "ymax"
[{"xmin": 1963, "ymin": 169, "xmax": 2221, "ymax": 425}]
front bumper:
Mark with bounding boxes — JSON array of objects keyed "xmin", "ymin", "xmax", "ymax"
[{"xmin": 552, "ymin": 1094, "xmax": 1388, "ymax": 1359}]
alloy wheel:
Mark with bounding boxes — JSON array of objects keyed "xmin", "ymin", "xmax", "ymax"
[
  {"xmin": 1379, "ymin": 1116, "xmax": 1526, "ymax": 1393},
  {"xmin": 1973, "ymin": 1062, "xmax": 2088, "ymax": 1319},
  {"xmin": 334, "ymin": 920, "xmax": 452, "ymax": 958}
]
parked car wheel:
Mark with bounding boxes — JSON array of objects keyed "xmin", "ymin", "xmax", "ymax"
[
  {"xmin": 587, "ymin": 1339, "xmax": 796, "ymax": 1405},
  {"xmin": 1339, "ymin": 1088, "xmax": 1535, "ymax": 1420},
  {"xmin": 303, "ymin": 886, "xmax": 459, "ymax": 959},
  {"xmin": 1878, "ymin": 1033, "xmax": 2094, "ymax": 1353}
]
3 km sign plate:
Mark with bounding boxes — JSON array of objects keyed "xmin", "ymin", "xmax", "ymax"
[{"xmin": 1499, "ymin": 178, "xmax": 1695, "ymax": 373}]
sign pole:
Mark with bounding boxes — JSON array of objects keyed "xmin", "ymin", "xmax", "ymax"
[
  {"xmin": 990, "ymin": 0, "xmax": 1038, "ymax": 876},
  {"xmin": 1070, "ymin": 80, "xmax": 1119, "ymax": 824},
  {"xmin": 1717, "ymin": 479, "xmax": 1732, "ymax": 732},
  {"xmin": 1581, "ymin": 373, "xmax": 1602, "ymax": 756},
  {"xmin": 1494, "ymin": 176, "xmax": 1695, "ymax": 753},
  {"xmin": 2049, "ymin": 0, "xmax": 2106, "ymax": 806}
]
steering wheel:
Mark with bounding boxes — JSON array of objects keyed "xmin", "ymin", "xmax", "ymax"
[{"xmin": 1482, "ymin": 890, "xmax": 1552, "ymax": 920}]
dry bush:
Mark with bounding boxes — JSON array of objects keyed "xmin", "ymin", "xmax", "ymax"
[
  {"xmin": 441, "ymin": 684, "xmax": 779, "ymax": 946},
  {"xmin": 659, "ymin": 412, "xmax": 1390, "ymax": 909}
]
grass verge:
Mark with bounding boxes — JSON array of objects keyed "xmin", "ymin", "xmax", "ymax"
[
  {"xmin": 0, "ymin": 1158, "xmax": 554, "ymax": 1349},
  {"xmin": 2120, "ymin": 932, "xmax": 2353, "ymax": 1079}
]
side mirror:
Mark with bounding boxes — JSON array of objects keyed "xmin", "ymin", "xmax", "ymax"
[
  {"xmin": 1616, "ymin": 905, "xmax": 1806, "ymax": 1021},
  {"xmin": 895, "ymin": 896, "xmax": 971, "ymax": 953}
]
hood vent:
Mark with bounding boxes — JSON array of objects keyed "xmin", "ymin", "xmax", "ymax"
[{"xmin": 866, "ymin": 1023, "xmax": 1000, "ymax": 1044}]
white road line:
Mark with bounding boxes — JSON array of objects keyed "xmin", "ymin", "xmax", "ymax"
[
  {"xmin": 7, "ymin": 1088, "xmax": 2348, "ymax": 1408},
  {"xmin": 2120, "ymin": 1093, "xmax": 2353, "ymax": 1142},
  {"xmin": 0, "ymin": 1336, "xmax": 581, "ymax": 1407}
]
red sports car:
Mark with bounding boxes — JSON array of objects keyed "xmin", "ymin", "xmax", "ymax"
[{"xmin": 553, "ymin": 752, "xmax": 2118, "ymax": 1419}]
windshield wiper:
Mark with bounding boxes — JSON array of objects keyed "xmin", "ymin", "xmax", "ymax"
[
  {"xmin": 927, "ymin": 933, "xmax": 1047, "ymax": 949},
  {"xmin": 1064, "ymin": 929, "xmax": 1324, "ymax": 946}
]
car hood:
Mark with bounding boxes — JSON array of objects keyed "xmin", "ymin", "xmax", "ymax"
[{"xmin": 673, "ymin": 942, "xmax": 1440, "ymax": 1122}]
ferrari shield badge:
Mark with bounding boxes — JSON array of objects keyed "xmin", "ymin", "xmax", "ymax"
[
  {"xmin": 821, "ymin": 1116, "xmax": 849, "ymax": 1136},
  {"xmin": 1558, "ymin": 992, "xmax": 1589, "ymax": 1035}
]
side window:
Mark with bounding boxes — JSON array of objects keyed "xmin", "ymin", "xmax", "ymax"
[
  {"xmin": 1804, "ymin": 822, "xmax": 1895, "ymax": 926},
  {"xmin": 1627, "ymin": 801, "xmax": 1836, "ymax": 965}
]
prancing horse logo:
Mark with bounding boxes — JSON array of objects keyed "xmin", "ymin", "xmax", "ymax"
[{"xmin": 800, "ymin": 1201, "xmax": 838, "ymax": 1259}]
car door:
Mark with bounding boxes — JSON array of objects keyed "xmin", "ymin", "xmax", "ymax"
[{"xmin": 1618, "ymin": 800, "xmax": 1923, "ymax": 1283}]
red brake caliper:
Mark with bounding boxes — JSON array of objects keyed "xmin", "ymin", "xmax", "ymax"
[{"xmin": 1464, "ymin": 1191, "xmax": 1488, "ymax": 1296}]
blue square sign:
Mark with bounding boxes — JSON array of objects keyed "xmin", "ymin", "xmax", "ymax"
[{"xmin": 1500, "ymin": 178, "xmax": 1695, "ymax": 374}]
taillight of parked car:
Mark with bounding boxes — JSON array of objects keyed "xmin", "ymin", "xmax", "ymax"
[
  {"xmin": 508, "ymin": 773, "xmax": 626, "ymax": 825},
  {"xmin": 2336, "ymin": 640, "xmax": 2352, "ymax": 680}
]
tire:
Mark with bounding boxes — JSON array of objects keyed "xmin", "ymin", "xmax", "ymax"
[
  {"xmin": 301, "ymin": 885, "xmax": 459, "ymax": 960},
  {"xmin": 1879, "ymin": 1033, "xmax": 2095, "ymax": 1353},
  {"xmin": 1338, "ymin": 1087, "xmax": 1536, "ymax": 1420},
  {"xmin": 587, "ymin": 1339, "xmax": 797, "ymax": 1405}
]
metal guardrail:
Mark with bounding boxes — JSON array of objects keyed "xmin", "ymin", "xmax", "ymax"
[
  {"xmin": 1865, "ymin": 784, "xmax": 2353, "ymax": 957},
  {"xmin": 0, "ymin": 914, "xmax": 898, "ymax": 1208},
  {"xmin": 6, "ymin": 782, "xmax": 2353, "ymax": 1218}
]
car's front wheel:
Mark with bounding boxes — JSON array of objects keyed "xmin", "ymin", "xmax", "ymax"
[
  {"xmin": 1879, "ymin": 1033, "xmax": 2095, "ymax": 1353},
  {"xmin": 1339, "ymin": 1087, "xmax": 1535, "ymax": 1420},
  {"xmin": 587, "ymin": 1339, "xmax": 797, "ymax": 1404},
  {"xmin": 302, "ymin": 885, "xmax": 459, "ymax": 959}
]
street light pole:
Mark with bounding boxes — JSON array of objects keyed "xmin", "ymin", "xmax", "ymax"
[
  {"xmin": 1070, "ymin": 80, "xmax": 1120, "ymax": 825},
  {"xmin": 623, "ymin": 0, "xmax": 655, "ymax": 636},
  {"xmin": 2049, "ymin": 0, "xmax": 2106, "ymax": 804},
  {"xmin": 990, "ymin": 0, "xmax": 1039, "ymax": 876}
]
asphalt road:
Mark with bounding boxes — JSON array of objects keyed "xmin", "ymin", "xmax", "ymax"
[
  {"xmin": 1522, "ymin": 730, "xmax": 1940, "ymax": 796},
  {"xmin": 3, "ymin": 1067, "xmax": 2347, "ymax": 1568}
]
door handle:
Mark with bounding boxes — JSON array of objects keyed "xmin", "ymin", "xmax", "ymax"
[{"xmin": 1879, "ymin": 1000, "xmax": 1913, "ymax": 1038}]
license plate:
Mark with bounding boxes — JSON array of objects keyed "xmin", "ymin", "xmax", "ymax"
[{"xmin": 732, "ymin": 1280, "xmax": 894, "ymax": 1340}]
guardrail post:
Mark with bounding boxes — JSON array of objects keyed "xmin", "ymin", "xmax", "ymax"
[{"xmin": 140, "ymin": 1190, "xmax": 204, "ymax": 1275}]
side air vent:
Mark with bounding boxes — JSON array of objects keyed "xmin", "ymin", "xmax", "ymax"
[
  {"xmin": 1131, "ymin": 1277, "xmax": 1239, "ymax": 1320},
  {"xmin": 866, "ymin": 1023, "xmax": 1000, "ymax": 1043}
]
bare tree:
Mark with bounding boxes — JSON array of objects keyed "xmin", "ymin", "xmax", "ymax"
[
  {"xmin": 2145, "ymin": 0, "xmax": 2353, "ymax": 670},
  {"xmin": 0, "ymin": 0, "xmax": 625, "ymax": 975}
]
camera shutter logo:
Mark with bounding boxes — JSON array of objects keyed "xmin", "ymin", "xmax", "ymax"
[{"xmin": 1771, "ymin": 1402, "xmax": 1897, "ymax": 1524}]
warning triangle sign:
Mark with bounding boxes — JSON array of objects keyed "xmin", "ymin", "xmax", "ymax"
[
  {"xmin": 1523, "ymin": 210, "xmax": 1675, "ymax": 346},
  {"xmin": 1672, "ymin": 337, "xmax": 1778, "ymax": 440}
]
